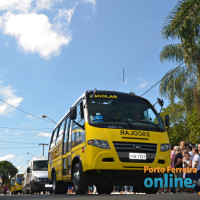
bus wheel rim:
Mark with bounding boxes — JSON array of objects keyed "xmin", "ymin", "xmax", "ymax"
[{"xmin": 73, "ymin": 168, "xmax": 80, "ymax": 189}]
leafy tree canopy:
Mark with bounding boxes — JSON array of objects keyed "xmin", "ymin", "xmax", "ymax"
[{"xmin": 0, "ymin": 161, "xmax": 18, "ymax": 187}]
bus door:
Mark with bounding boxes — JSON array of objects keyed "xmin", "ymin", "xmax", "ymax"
[
  {"xmin": 62, "ymin": 102, "xmax": 85, "ymax": 180},
  {"xmin": 62, "ymin": 116, "xmax": 71, "ymax": 180}
]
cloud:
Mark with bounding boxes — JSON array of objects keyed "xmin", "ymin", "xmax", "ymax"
[
  {"xmin": 137, "ymin": 78, "xmax": 150, "ymax": 89},
  {"xmin": 0, "ymin": 13, "xmax": 71, "ymax": 58},
  {"xmin": 0, "ymin": 85, "xmax": 23, "ymax": 116},
  {"xmin": 17, "ymin": 166, "xmax": 26, "ymax": 173},
  {"xmin": 0, "ymin": 0, "xmax": 32, "ymax": 12},
  {"xmin": 36, "ymin": 0, "xmax": 53, "ymax": 11},
  {"xmin": 16, "ymin": 155, "xmax": 24, "ymax": 163},
  {"xmin": 0, "ymin": 0, "xmax": 96, "ymax": 59},
  {"xmin": 37, "ymin": 132, "xmax": 51, "ymax": 138},
  {"xmin": 0, "ymin": 154, "xmax": 15, "ymax": 161},
  {"xmin": 57, "ymin": 7, "xmax": 75, "ymax": 25},
  {"xmin": 139, "ymin": 81, "xmax": 148, "ymax": 88},
  {"xmin": 83, "ymin": 0, "xmax": 96, "ymax": 6}
]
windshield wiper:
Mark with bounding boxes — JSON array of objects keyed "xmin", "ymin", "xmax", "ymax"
[
  {"xmin": 103, "ymin": 119, "xmax": 135, "ymax": 127},
  {"xmin": 133, "ymin": 120, "xmax": 161, "ymax": 129}
]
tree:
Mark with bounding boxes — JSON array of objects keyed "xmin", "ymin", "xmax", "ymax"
[
  {"xmin": 187, "ymin": 108, "xmax": 200, "ymax": 143},
  {"xmin": 160, "ymin": 101, "xmax": 189, "ymax": 146},
  {"xmin": 129, "ymin": 92, "xmax": 136, "ymax": 95},
  {"xmin": 0, "ymin": 161, "xmax": 18, "ymax": 187},
  {"xmin": 159, "ymin": 0, "xmax": 200, "ymax": 116}
]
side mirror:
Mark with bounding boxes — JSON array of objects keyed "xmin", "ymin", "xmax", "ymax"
[
  {"xmin": 157, "ymin": 98, "xmax": 164, "ymax": 107},
  {"xmin": 70, "ymin": 107, "xmax": 77, "ymax": 120},
  {"xmin": 165, "ymin": 115, "xmax": 170, "ymax": 128},
  {"xmin": 27, "ymin": 167, "xmax": 31, "ymax": 173}
]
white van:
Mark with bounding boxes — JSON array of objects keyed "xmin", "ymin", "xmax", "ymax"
[{"xmin": 24, "ymin": 156, "xmax": 52, "ymax": 194}]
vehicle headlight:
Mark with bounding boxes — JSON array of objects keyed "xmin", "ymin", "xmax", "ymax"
[
  {"xmin": 87, "ymin": 140, "xmax": 110, "ymax": 149},
  {"xmin": 160, "ymin": 144, "xmax": 170, "ymax": 152},
  {"xmin": 33, "ymin": 176, "xmax": 39, "ymax": 181}
]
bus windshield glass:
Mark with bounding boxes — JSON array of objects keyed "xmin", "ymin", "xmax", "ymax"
[
  {"xmin": 87, "ymin": 93, "xmax": 165, "ymax": 131},
  {"xmin": 33, "ymin": 160, "xmax": 48, "ymax": 171},
  {"xmin": 16, "ymin": 175, "xmax": 23, "ymax": 184},
  {"xmin": 11, "ymin": 179, "xmax": 15, "ymax": 186}
]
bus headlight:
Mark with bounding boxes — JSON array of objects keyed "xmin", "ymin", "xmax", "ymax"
[
  {"xmin": 87, "ymin": 140, "xmax": 110, "ymax": 149},
  {"xmin": 33, "ymin": 176, "xmax": 39, "ymax": 181},
  {"xmin": 160, "ymin": 144, "xmax": 170, "ymax": 152}
]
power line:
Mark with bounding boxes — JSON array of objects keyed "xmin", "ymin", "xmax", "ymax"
[
  {"xmin": 0, "ymin": 146, "xmax": 40, "ymax": 150},
  {"xmin": 0, "ymin": 98, "xmax": 52, "ymax": 123},
  {"xmin": 0, "ymin": 127, "xmax": 52, "ymax": 131},
  {"xmin": 141, "ymin": 61, "xmax": 185, "ymax": 97},
  {"xmin": 114, "ymin": 0, "xmax": 197, "ymax": 91},
  {"xmin": 0, "ymin": 140, "xmax": 39, "ymax": 144}
]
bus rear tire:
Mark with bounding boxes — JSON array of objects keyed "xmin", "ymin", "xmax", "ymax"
[
  {"xmin": 52, "ymin": 172, "xmax": 59, "ymax": 194},
  {"xmin": 72, "ymin": 162, "xmax": 88, "ymax": 194}
]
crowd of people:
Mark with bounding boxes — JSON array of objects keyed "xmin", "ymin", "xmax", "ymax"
[{"xmin": 157, "ymin": 142, "xmax": 200, "ymax": 194}]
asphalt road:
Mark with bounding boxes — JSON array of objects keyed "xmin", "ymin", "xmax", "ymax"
[{"xmin": 0, "ymin": 193, "xmax": 199, "ymax": 200}]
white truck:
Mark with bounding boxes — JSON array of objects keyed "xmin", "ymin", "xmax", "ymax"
[{"xmin": 23, "ymin": 156, "xmax": 52, "ymax": 194}]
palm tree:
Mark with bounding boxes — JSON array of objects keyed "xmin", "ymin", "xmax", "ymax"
[{"xmin": 159, "ymin": 0, "xmax": 200, "ymax": 116}]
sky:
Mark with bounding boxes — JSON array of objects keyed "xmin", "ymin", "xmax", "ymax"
[{"xmin": 0, "ymin": 0, "xmax": 179, "ymax": 173}]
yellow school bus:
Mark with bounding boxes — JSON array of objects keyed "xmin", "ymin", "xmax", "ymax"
[
  {"xmin": 48, "ymin": 90, "xmax": 170, "ymax": 194},
  {"xmin": 11, "ymin": 174, "xmax": 23, "ymax": 194},
  {"xmin": 10, "ymin": 178, "xmax": 16, "ymax": 195}
]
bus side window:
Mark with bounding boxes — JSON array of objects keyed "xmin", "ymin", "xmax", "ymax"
[
  {"xmin": 71, "ymin": 131, "xmax": 75, "ymax": 147},
  {"xmin": 50, "ymin": 127, "xmax": 58, "ymax": 149},
  {"xmin": 74, "ymin": 102, "xmax": 84, "ymax": 128},
  {"xmin": 71, "ymin": 102, "xmax": 85, "ymax": 148},
  {"xmin": 68, "ymin": 120, "xmax": 73, "ymax": 152},
  {"xmin": 56, "ymin": 119, "xmax": 66, "ymax": 144},
  {"xmin": 63, "ymin": 117, "xmax": 70, "ymax": 154}
]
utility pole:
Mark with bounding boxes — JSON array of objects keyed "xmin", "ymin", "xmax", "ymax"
[
  {"xmin": 39, "ymin": 143, "xmax": 48, "ymax": 156},
  {"xmin": 123, "ymin": 68, "xmax": 125, "ymax": 83}
]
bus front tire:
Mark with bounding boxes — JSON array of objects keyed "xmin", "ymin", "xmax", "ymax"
[
  {"xmin": 97, "ymin": 185, "xmax": 113, "ymax": 194},
  {"xmin": 72, "ymin": 162, "xmax": 88, "ymax": 194},
  {"xmin": 144, "ymin": 187, "xmax": 158, "ymax": 194},
  {"xmin": 52, "ymin": 172, "xmax": 67, "ymax": 194}
]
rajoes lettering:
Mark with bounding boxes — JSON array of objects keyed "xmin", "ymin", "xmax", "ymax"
[{"xmin": 90, "ymin": 94, "xmax": 118, "ymax": 99}]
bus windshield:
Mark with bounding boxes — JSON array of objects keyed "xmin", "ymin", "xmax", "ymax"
[
  {"xmin": 11, "ymin": 179, "xmax": 15, "ymax": 186},
  {"xmin": 16, "ymin": 175, "xmax": 23, "ymax": 184},
  {"xmin": 87, "ymin": 93, "xmax": 165, "ymax": 131},
  {"xmin": 33, "ymin": 160, "xmax": 48, "ymax": 171}
]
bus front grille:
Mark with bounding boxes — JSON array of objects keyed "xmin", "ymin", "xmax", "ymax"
[{"xmin": 113, "ymin": 141, "xmax": 157, "ymax": 163}]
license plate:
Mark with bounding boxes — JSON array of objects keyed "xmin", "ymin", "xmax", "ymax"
[
  {"xmin": 129, "ymin": 153, "xmax": 146, "ymax": 160},
  {"xmin": 45, "ymin": 184, "xmax": 52, "ymax": 188}
]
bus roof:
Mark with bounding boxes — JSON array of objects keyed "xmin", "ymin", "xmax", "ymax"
[{"xmin": 52, "ymin": 90, "xmax": 146, "ymax": 131}]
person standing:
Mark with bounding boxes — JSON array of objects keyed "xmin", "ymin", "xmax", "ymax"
[
  {"xmin": 3, "ymin": 185, "xmax": 8, "ymax": 195},
  {"xmin": 187, "ymin": 146, "xmax": 194, "ymax": 160},
  {"xmin": 174, "ymin": 146, "xmax": 183, "ymax": 192},
  {"xmin": 198, "ymin": 144, "xmax": 200, "ymax": 155},
  {"xmin": 168, "ymin": 145, "xmax": 176, "ymax": 194},
  {"xmin": 180, "ymin": 141, "xmax": 186, "ymax": 157},
  {"xmin": 192, "ymin": 148, "xmax": 200, "ymax": 193}
]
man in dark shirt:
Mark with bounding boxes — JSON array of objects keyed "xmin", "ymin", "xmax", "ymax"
[{"xmin": 174, "ymin": 146, "xmax": 183, "ymax": 192}]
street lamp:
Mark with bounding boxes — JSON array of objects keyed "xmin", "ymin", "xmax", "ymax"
[
  {"xmin": 42, "ymin": 115, "xmax": 57, "ymax": 124},
  {"xmin": 27, "ymin": 152, "xmax": 34, "ymax": 157}
]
